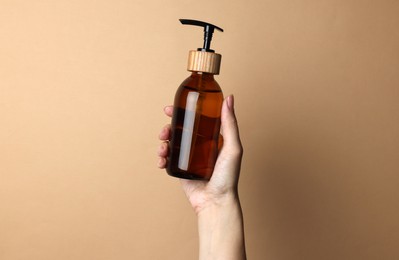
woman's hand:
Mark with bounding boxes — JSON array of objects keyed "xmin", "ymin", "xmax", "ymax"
[{"xmin": 157, "ymin": 95, "xmax": 243, "ymax": 214}]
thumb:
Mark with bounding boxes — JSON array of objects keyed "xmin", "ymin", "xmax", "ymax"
[
  {"xmin": 210, "ymin": 95, "xmax": 243, "ymax": 187},
  {"xmin": 219, "ymin": 95, "xmax": 243, "ymax": 157}
]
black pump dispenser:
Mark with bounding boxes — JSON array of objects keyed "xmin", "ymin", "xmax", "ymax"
[
  {"xmin": 179, "ymin": 19, "xmax": 223, "ymax": 75},
  {"xmin": 179, "ymin": 19, "xmax": 224, "ymax": 53}
]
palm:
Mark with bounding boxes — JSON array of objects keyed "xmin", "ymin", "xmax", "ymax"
[
  {"xmin": 180, "ymin": 179, "xmax": 207, "ymax": 212},
  {"xmin": 179, "ymin": 150, "xmax": 241, "ymax": 213}
]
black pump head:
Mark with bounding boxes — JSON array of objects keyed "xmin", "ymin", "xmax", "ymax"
[{"xmin": 179, "ymin": 19, "xmax": 224, "ymax": 53}]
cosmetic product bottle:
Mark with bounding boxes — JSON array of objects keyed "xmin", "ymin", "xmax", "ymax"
[{"xmin": 167, "ymin": 19, "xmax": 224, "ymax": 180}]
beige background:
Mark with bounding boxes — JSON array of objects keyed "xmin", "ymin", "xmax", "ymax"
[{"xmin": 1, "ymin": 0, "xmax": 398, "ymax": 259}]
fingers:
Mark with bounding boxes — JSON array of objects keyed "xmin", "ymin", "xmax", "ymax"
[
  {"xmin": 157, "ymin": 141, "xmax": 169, "ymax": 169},
  {"xmin": 158, "ymin": 106, "xmax": 173, "ymax": 169},
  {"xmin": 164, "ymin": 106, "xmax": 173, "ymax": 117},
  {"xmin": 158, "ymin": 157, "xmax": 167, "ymax": 169},
  {"xmin": 157, "ymin": 141, "xmax": 169, "ymax": 157},
  {"xmin": 159, "ymin": 124, "xmax": 171, "ymax": 141}
]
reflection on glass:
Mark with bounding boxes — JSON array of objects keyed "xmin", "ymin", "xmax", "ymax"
[{"xmin": 178, "ymin": 91, "xmax": 199, "ymax": 170}]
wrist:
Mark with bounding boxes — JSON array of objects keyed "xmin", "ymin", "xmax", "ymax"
[{"xmin": 195, "ymin": 189, "xmax": 240, "ymax": 217}]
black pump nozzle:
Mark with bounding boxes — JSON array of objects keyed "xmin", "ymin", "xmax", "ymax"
[{"xmin": 179, "ymin": 19, "xmax": 224, "ymax": 53}]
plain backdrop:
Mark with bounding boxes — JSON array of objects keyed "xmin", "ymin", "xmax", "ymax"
[{"xmin": 1, "ymin": 0, "xmax": 398, "ymax": 259}]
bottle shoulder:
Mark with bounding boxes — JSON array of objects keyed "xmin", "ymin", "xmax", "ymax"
[{"xmin": 178, "ymin": 73, "xmax": 221, "ymax": 93}]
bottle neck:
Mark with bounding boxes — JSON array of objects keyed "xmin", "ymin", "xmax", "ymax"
[{"xmin": 191, "ymin": 71, "xmax": 215, "ymax": 80}]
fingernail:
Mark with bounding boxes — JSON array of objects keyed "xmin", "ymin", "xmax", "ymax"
[{"xmin": 227, "ymin": 95, "xmax": 234, "ymax": 111}]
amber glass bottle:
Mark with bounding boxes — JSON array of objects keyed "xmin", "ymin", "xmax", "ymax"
[
  {"xmin": 167, "ymin": 72, "xmax": 223, "ymax": 180},
  {"xmin": 167, "ymin": 19, "xmax": 224, "ymax": 180}
]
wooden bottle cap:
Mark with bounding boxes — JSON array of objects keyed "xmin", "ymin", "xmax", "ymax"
[{"xmin": 187, "ymin": 50, "xmax": 222, "ymax": 75}]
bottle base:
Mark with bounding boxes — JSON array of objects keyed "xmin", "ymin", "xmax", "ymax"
[{"xmin": 167, "ymin": 171, "xmax": 211, "ymax": 181}]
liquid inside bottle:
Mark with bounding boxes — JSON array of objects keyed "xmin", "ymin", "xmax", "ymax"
[{"xmin": 167, "ymin": 72, "xmax": 223, "ymax": 180}]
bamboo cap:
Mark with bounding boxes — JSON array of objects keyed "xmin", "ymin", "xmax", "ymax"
[{"xmin": 187, "ymin": 50, "xmax": 222, "ymax": 75}]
